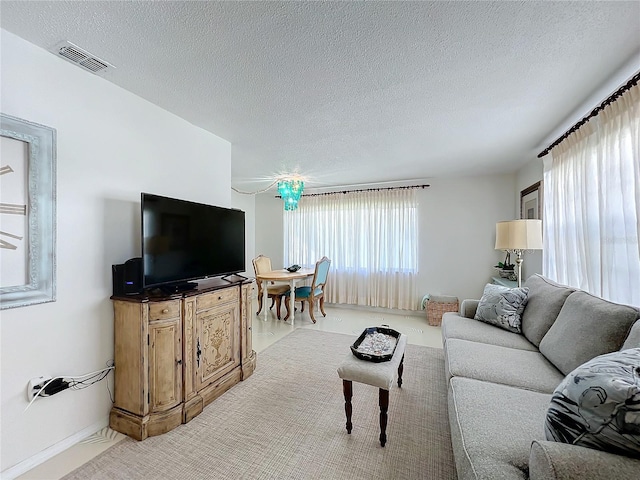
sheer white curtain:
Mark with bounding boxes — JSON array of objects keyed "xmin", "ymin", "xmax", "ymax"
[
  {"xmin": 283, "ymin": 188, "xmax": 418, "ymax": 310},
  {"xmin": 543, "ymin": 82, "xmax": 640, "ymax": 306}
]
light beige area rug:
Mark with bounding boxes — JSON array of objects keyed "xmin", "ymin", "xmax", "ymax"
[{"xmin": 64, "ymin": 329, "xmax": 455, "ymax": 479}]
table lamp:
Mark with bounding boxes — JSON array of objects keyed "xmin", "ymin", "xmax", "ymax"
[{"xmin": 495, "ymin": 219, "xmax": 543, "ymax": 287}]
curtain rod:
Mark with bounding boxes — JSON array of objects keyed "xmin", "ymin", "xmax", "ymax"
[
  {"xmin": 537, "ymin": 70, "xmax": 640, "ymax": 158},
  {"xmin": 275, "ymin": 184, "xmax": 429, "ymax": 198}
]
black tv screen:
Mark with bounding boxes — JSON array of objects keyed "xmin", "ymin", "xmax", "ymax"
[{"xmin": 141, "ymin": 193, "xmax": 245, "ymax": 288}]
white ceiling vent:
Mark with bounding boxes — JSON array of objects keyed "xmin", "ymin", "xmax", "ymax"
[{"xmin": 50, "ymin": 41, "xmax": 115, "ymax": 75}]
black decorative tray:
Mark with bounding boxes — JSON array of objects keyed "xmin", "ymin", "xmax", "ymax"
[{"xmin": 350, "ymin": 326, "xmax": 401, "ymax": 363}]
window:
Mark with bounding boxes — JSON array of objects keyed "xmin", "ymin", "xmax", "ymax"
[
  {"xmin": 284, "ymin": 188, "xmax": 418, "ymax": 310},
  {"xmin": 543, "ymin": 83, "xmax": 639, "ymax": 307}
]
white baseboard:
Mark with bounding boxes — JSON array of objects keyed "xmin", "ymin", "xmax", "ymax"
[
  {"xmin": 250, "ymin": 294, "xmax": 424, "ymax": 318},
  {"xmin": 323, "ymin": 302, "xmax": 425, "ymax": 318},
  {"xmin": 1, "ymin": 417, "xmax": 108, "ymax": 480}
]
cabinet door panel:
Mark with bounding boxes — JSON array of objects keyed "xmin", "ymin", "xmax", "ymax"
[
  {"xmin": 149, "ymin": 318, "xmax": 182, "ymax": 412},
  {"xmin": 113, "ymin": 301, "xmax": 148, "ymax": 416},
  {"xmin": 241, "ymin": 283, "xmax": 253, "ymax": 359},
  {"xmin": 183, "ymin": 297, "xmax": 196, "ymax": 400},
  {"xmin": 195, "ymin": 304, "xmax": 240, "ymax": 391}
]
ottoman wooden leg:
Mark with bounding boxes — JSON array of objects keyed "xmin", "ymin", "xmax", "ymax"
[
  {"xmin": 379, "ymin": 388, "xmax": 389, "ymax": 447},
  {"xmin": 398, "ymin": 354, "xmax": 404, "ymax": 388},
  {"xmin": 343, "ymin": 380, "xmax": 353, "ymax": 434}
]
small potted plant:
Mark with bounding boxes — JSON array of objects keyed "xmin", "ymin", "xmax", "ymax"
[{"xmin": 495, "ymin": 253, "xmax": 516, "ymax": 279}]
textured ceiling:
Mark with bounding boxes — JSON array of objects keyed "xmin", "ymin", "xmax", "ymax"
[{"xmin": 1, "ymin": 1, "xmax": 639, "ymax": 191}]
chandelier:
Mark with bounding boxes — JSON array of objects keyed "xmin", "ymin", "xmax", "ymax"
[
  {"xmin": 232, "ymin": 175, "xmax": 306, "ymax": 211},
  {"xmin": 277, "ymin": 178, "xmax": 304, "ymax": 211}
]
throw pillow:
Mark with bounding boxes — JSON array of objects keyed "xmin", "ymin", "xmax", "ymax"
[
  {"xmin": 539, "ymin": 291, "xmax": 640, "ymax": 375},
  {"xmin": 545, "ymin": 348, "xmax": 640, "ymax": 458},
  {"xmin": 473, "ymin": 283, "xmax": 529, "ymax": 333},
  {"xmin": 520, "ymin": 274, "xmax": 574, "ymax": 347}
]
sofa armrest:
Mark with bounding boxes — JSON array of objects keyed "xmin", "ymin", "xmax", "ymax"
[
  {"xmin": 459, "ymin": 299, "xmax": 479, "ymax": 319},
  {"xmin": 529, "ymin": 440, "xmax": 640, "ymax": 480}
]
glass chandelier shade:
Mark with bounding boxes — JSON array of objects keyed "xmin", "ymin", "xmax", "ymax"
[{"xmin": 278, "ymin": 179, "xmax": 304, "ymax": 211}]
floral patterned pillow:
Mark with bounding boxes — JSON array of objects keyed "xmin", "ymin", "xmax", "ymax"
[
  {"xmin": 545, "ymin": 348, "xmax": 640, "ymax": 458},
  {"xmin": 474, "ymin": 283, "xmax": 529, "ymax": 333}
]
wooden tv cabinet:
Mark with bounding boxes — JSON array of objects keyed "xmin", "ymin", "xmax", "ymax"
[{"xmin": 109, "ymin": 278, "xmax": 256, "ymax": 440}]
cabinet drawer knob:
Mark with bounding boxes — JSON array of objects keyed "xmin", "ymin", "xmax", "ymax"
[
  {"xmin": 218, "ymin": 296, "xmax": 222, "ymax": 300},
  {"xmin": 176, "ymin": 359, "xmax": 182, "ymax": 365},
  {"xmin": 162, "ymin": 308, "xmax": 169, "ymax": 313}
]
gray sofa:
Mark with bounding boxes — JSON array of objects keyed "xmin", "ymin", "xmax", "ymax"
[{"xmin": 442, "ymin": 274, "xmax": 640, "ymax": 480}]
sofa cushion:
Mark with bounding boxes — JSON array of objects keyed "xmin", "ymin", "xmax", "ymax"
[
  {"xmin": 474, "ymin": 284, "xmax": 529, "ymax": 333},
  {"xmin": 448, "ymin": 377, "xmax": 551, "ymax": 480},
  {"xmin": 539, "ymin": 291, "xmax": 640, "ymax": 375},
  {"xmin": 530, "ymin": 440, "xmax": 640, "ymax": 480},
  {"xmin": 459, "ymin": 299, "xmax": 479, "ymax": 319},
  {"xmin": 445, "ymin": 338, "xmax": 564, "ymax": 393},
  {"xmin": 441, "ymin": 314, "xmax": 538, "ymax": 351},
  {"xmin": 521, "ymin": 274, "xmax": 575, "ymax": 347},
  {"xmin": 544, "ymin": 348, "xmax": 640, "ymax": 458},
  {"xmin": 623, "ymin": 320, "xmax": 640, "ymax": 350}
]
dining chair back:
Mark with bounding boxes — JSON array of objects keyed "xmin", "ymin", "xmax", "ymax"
[
  {"xmin": 252, "ymin": 255, "xmax": 290, "ymax": 319},
  {"xmin": 284, "ymin": 256, "xmax": 331, "ymax": 323}
]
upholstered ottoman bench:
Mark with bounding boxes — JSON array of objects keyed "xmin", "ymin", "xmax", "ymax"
[{"xmin": 337, "ymin": 333, "xmax": 407, "ymax": 447}]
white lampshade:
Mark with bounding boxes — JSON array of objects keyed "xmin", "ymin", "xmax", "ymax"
[{"xmin": 495, "ymin": 219, "xmax": 543, "ymax": 250}]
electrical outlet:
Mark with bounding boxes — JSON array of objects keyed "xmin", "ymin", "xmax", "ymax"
[{"xmin": 27, "ymin": 375, "xmax": 52, "ymax": 402}]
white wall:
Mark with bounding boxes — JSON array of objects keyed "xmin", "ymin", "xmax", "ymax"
[
  {"xmin": 255, "ymin": 173, "xmax": 516, "ymax": 308},
  {"xmin": 515, "ymin": 158, "xmax": 544, "ymax": 279},
  {"xmin": 254, "ymin": 193, "xmax": 286, "ymax": 270},
  {"xmin": 0, "ymin": 30, "xmax": 231, "ymax": 473},
  {"xmin": 417, "ymin": 174, "xmax": 516, "ymax": 303},
  {"xmin": 535, "ymin": 52, "xmax": 640, "ymax": 156},
  {"xmin": 231, "ymin": 191, "xmax": 256, "ymax": 279}
]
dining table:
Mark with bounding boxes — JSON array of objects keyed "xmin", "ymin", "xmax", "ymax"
[{"xmin": 255, "ymin": 268, "xmax": 315, "ymax": 325}]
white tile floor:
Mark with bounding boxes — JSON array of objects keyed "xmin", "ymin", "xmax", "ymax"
[
  {"xmin": 252, "ymin": 301, "xmax": 443, "ymax": 352},
  {"xmin": 16, "ymin": 301, "xmax": 442, "ymax": 480}
]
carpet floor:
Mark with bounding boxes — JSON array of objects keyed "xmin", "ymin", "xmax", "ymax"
[{"xmin": 63, "ymin": 329, "xmax": 456, "ymax": 479}]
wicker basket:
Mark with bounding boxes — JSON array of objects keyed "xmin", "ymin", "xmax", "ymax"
[{"xmin": 426, "ymin": 295, "xmax": 459, "ymax": 327}]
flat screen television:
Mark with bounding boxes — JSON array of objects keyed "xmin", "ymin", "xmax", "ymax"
[{"xmin": 141, "ymin": 193, "xmax": 245, "ymax": 290}]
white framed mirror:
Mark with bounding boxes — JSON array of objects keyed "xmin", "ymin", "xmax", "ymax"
[{"xmin": 1, "ymin": 113, "xmax": 56, "ymax": 309}]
